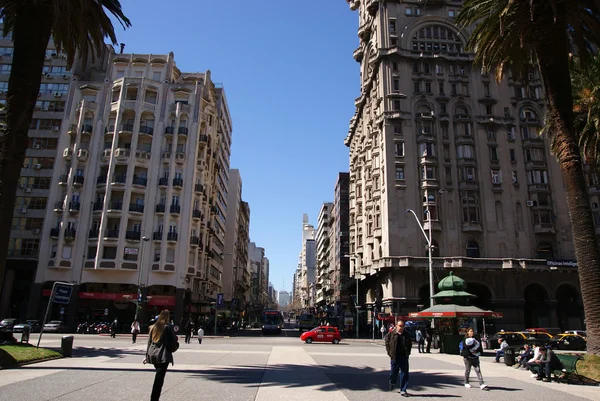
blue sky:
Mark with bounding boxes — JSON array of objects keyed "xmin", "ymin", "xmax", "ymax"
[{"xmin": 112, "ymin": 1, "xmax": 359, "ymax": 293}]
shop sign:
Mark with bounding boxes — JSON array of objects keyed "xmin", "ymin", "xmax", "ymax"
[
  {"xmin": 147, "ymin": 295, "xmax": 176, "ymax": 306},
  {"xmin": 124, "ymin": 247, "xmax": 138, "ymax": 255}
]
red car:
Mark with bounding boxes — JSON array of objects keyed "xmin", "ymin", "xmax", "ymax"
[{"xmin": 300, "ymin": 326, "xmax": 342, "ymax": 344}]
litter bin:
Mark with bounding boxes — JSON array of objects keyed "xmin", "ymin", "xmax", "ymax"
[
  {"xmin": 504, "ymin": 347, "xmax": 516, "ymax": 366},
  {"xmin": 61, "ymin": 335, "xmax": 74, "ymax": 357},
  {"xmin": 21, "ymin": 325, "xmax": 30, "ymax": 343}
]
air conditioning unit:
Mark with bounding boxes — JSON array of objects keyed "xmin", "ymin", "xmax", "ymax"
[
  {"xmin": 467, "ymin": 174, "xmax": 474, "ymax": 180},
  {"xmin": 19, "ymin": 208, "xmax": 27, "ymax": 214},
  {"xmin": 52, "ymin": 126, "xmax": 60, "ymax": 131},
  {"xmin": 24, "ymin": 188, "xmax": 31, "ymax": 193},
  {"xmin": 33, "ymin": 164, "xmax": 41, "ymax": 169},
  {"xmin": 526, "ymin": 200, "xmax": 535, "ymax": 207},
  {"xmin": 53, "ymin": 92, "xmax": 62, "ymax": 98},
  {"xmin": 32, "ymin": 229, "xmax": 41, "ymax": 234}
]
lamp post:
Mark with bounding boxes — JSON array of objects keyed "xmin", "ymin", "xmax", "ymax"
[
  {"xmin": 406, "ymin": 209, "xmax": 434, "ymax": 309},
  {"xmin": 134, "ymin": 236, "xmax": 150, "ymax": 321}
]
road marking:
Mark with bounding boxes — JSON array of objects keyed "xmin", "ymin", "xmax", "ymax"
[{"xmin": 255, "ymin": 346, "xmax": 349, "ymax": 401}]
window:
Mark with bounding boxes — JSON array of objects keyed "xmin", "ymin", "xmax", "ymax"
[
  {"xmin": 389, "ymin": 19, "xmax": 396, "ymax": 34},
  {"xmin": 486, "ymin": 105, "xmax": 493, "ymax": 115},
  {"xmin": 436, "ymin": 64, "xmax": 443, "ymax": 74},
  {"xmin": 420, "ymin": 166, "xmax": 436, "ymax": 180},
  {"xmin": 423, "ymin": 63, "xmax": 431, "ymax": 74},
  {"xmin": 445, "ymin": 166, "xmax": 452, "ymax": 184},
  {"xmin": 466, "ymin": 241, "xmax": 480, "ymax": 257},
  {"xmin": 393, "ymin": 79, "xmax": 400, "ymax": 92},
  {"xmin": 462, "ymin": 192, "xmax": 480, "ymax": 223},
  {"xmin": 509, "ymin": 149, "xmax": 516, "ymax": 163},
  {"xmin": 414, "ymin": 81, "xmax": 421, "ymax": 93},
  {"xmin": 457, "ymin": 145, "xmax": 474, "ymax": 159},
  {"xmin": 393, "ymin": 100, "xmax": 401, "ymax": 110},
  {"xmin": 419, "ymin": 142, "xmax": 435, "ymax": 157},
  {"xmin": 392, "ymin": 62, "xmax": 398, "ymax": 71},
  {"xmin": 87, "ymin": 246, "xmax": 97, "ymax": 259},
  {"xmin": 413, "ymin": 62, "xmax": 420, "ymax": 73},
  {"xmin": 459, "ymin": 167, "xmax": 476, "ymax": 181},
  {"xmin": 166, "ymin": 249, "xmax": 175, "ymax": 262},
  {"xmin": 512, "ymin": 171, "xmax": 519, "ymax": 184},
  {"xmin": 536, "ymin": 243, "xmax": 555, "ymax": 259},
  {"xmin": 484, "ymin": 84, "xmax": 491, "ymax": 96},
  {"xmin": 152, "ymin": 71, "xmax": 161, "ymax": 81},
  {"xmin": 448, "ymin": 10, "xmax": 456, "ymax": 18},
  {"xmin": 102, "ymin": 246, "xmax": 117, "ymax": 259},
  {"xmin": 491, "ymin": 169, "xmax": 502, "ymax": 184},
  {"xmin": 395, "ymin": 142, "xmax": 404, "ymax": 157},
  {"xmin": 395, "ymin": 166, "xmax": 405, "ymax": 180},
  {"xmin": 528, "ymin": 169, "xmax": 549, "ymax": 185},
  {"xmin": 393, "ymin": 125, "xmax": 402, "ymax": 135},
  {"xmin": 425, "ymin": 82, "xmax": 431, "ymax": 93},
  {"xmin": 116, "ymin": 70, "xmax": 125, "ymax": 78},
  {"xmin": 439, "ymin": 82, "xmax": 445, "ymax": 94},
  {"xmin": 489, "ymin": 147, "xmax": 499, "ymax": 162}
]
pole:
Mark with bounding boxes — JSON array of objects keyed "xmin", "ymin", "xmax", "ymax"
[
  {"xmin": 427, "ymin": 209, "xmax": 434, "ymax": 309},
  {"xmin": 356, "ymin": 276, "xmax": 359, "ymax": 339},
  {"xmin": 135, "ymin": 237, "xmax": 149, "ymax": 321},
  {"xmin": 372, "ymin": 305, "xmax": 375, "ymax": 340},
  {"xmin": 214, "ymin": 304, "xmax": 218, "ymax": 335},
  {"xmin": 37, "ymin": 282, "xmax": 57, "ymax": 348}
]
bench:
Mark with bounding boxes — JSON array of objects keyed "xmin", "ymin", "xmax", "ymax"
[{"xmin": 554, "ymin": 354, "xmax": 584, "ymax": 384}]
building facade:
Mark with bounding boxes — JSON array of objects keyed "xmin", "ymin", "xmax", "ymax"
[
  {"xmin": 331, "ymin": 173, "xmax": 351, "ymax": 315},
  {"xmin": 28, "ymin": 50, "xmax": 233, "ymax": 329},
  {"xmin": 0, "ymin": 30, "xmax": 110, "ymax": 319},
  {"xmin": 344, "ymin": 0, "xmax": 583, "ymax": 331},
  {"xmin": 278, "ymin": 290, "xmax": 290, "ymax": 307},
  {"xmin": 248, "ymin": 241, "xmax": 266, "ymax": 319},
  {"xmin": 316, "ymin": 203, "xmax": 333, "ymax": 307}
]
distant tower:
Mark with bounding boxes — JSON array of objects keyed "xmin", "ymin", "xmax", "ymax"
[{"xmin": 303, "ymin": 213, "xmax": 309, "ymax": 224}]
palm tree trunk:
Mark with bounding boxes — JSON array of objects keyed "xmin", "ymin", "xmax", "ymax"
[
  {"xmin": 536, "ymin": 29, "xmax": 600, "ymax": 356},
  {"xmin": 0, "ymin": 6, "xmax": 52, "ymax": 301}
]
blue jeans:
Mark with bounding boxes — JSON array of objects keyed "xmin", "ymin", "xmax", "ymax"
[
  {"xmin": 495, "ymin": 350, "xmax": 504, "ymax": 362},
  {"xmin": 389, "ymin": 356, "xmax": 410, "ymax": 392}
]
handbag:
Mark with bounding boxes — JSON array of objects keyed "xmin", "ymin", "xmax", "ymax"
[{"xmin": 166, "ymin": 326, "xmax": 179, "ymax": 353}]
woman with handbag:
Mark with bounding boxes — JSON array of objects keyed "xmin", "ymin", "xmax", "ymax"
[{"xmin": 143, "ymin": 309, "xmax": 179, "ymax": 401}]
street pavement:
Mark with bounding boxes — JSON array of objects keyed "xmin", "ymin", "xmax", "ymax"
[{"xmin": 0, "ymin": 330, "xmax": 598, "ymax": 401}]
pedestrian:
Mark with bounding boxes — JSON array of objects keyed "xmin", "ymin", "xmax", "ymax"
[
  {"xmin": 197, "ymin": 326, "xmax": 204, "ymax": 344},
  {"xmin": 415, "ymin": 327, "xmax": 425, "ymax": 353},
  {"xmin": 380, "ymin": 325, "xmax": 386, "ymax": 339},
  {"xmin": 110, "ymin": 318, "xmax": 118, "ymax": 338},
  {"xmin": 425, "ymin": 326, "xmax": 433, "ymax": 353},
  {"xmin": 184, "ymin": 317, "xmax": 194, "ymax": 344},
  {"xmin": 460, "ymin": 327, "xmax": 488, "ymax": 389},
  {"xmin": 144, "ymin": 309, "xmax": 179, "ymax": 401},
  {"xmin": 494, "ymin": 337, "xmax": 509, "ymax": 363},
  {"xmin": 385, "ymin": 320, "xmax": 412, "ymax": 397},
  {"xmin": 131, "ymin": 319, "xmax": 140, "ymax": 344}
]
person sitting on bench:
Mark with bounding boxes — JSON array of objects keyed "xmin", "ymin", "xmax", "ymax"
[{"xmin": 531, "ymin": 346, "xmax": 563, "ymax": 382}]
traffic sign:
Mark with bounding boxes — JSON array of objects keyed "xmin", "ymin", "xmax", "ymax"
[
  {"xmin": 52, "ymin": 283, "xmax": 73, "ymax": 304},
  {"xmin": 216, "ymin": 293, "xmax": 224, "ymax": 309}
]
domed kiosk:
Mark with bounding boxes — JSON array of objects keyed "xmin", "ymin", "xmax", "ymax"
[{"xmin": 409, "ymin": 272, "xmax": 502, "ymax": 354}]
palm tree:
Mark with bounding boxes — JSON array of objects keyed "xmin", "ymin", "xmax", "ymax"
[
  {"xmin": 457, "ymin": 0, "xmax": 600, "ymax": 355},
  {"xmin": 0, "ymin": 1, "xmax": 130, "ymax": 299},
  {"xmin": 571, "ymin": 54, "xmax": 600, "ymax": 165}
]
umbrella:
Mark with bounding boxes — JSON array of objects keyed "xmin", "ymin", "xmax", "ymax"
[{"xmin": 408, "ymin": 304, "xmax": 503, "ymax": 318}]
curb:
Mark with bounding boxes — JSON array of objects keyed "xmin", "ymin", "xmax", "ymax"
[{"xmin": 97, "ymin": 333, "xmax": 228, "ymax": 339}]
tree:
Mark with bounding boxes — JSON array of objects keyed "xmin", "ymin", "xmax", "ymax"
[
  {"xmin": 571, "ymin": 54, "xmax": 600, "ymax": 165},
  {"xmin": 0, "ymin": 1, "xmax": 130, "ymax": 299},
  {"xmin": 457, "ymin": 0, "xmax": 600, "ymax": 355}
]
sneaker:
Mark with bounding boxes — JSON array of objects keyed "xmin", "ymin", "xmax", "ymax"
[
  {"xmin": 542, "ymin": 378, "xmax": 550, "ymax": 382},
  {"xmin": 400, "ymin": 391, "xmax": 409, "ymax": 397},
  {"xmin": 480, "ymin": 384, "xmax": 487, "ymax": 390},
  {"xmin": 536, "ymin": 376, "xmax": 543, "ymax": 381},
  {"xmin": 464, "ymin": 383, "xmax": 472, "ymax": 388}
]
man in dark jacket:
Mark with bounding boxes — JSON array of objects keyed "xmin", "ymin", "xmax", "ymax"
[
  {"xmin": 385, "ymin": 320, "xmax": 413, "ymax": 397},
  {"xmin": 532, "ymin": 346, "xmax": 563, "ymax": 382}
]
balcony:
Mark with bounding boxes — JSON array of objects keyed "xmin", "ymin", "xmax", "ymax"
[
  {"xmin": 63, "ymin": 148, "xmax": 73, "ymax": 160},
  {"xmin": 194, "ymin": 183, "xmax": 204, "ymax": 193},
  {"xmin": 77, "ymin": 149, "xmax": 89, "ymax": 161},
  {"xmin": 7, "ymin": 249, "xmax": 39, "ymax": 259},
  {"xmin": 125, "ymin": 231, "xmax": 141, "ymax": 241},
  {"xmin": 175, "ymin": 152, "xmax": 185, "ymax": 163},
  {"xmin": 192, "ymin": 209, "xmax": 202, "ymax": 220},
  {"xmin": 129, "ymin": 203, "xmax": 144, "ymax": 213},
  {"xmin": 107, "ymin": 200, "xmax": 123, "ymax": 211},
  {"xmin": 167, "ymin": 232, "xmax": 178, "ymax": 242},
  {"xmin": 88, "ymin": 229, "xmax": 99, "ymax": 239},
  {"xmin": 172, "ymin": 178, "xmax": 183, "ymax": 188},
  {"xmin": 153, "ymin": 231, "xmax": 163, "ymax": 241},
  {"xmin": 155, "ymin": 204, "xmax": 166, "ymax": 214},
  {"xmin": 353, "ymin": 46, "xmax": 364, "ymax": 62},
  {"xmin": 58, "ymin": 174, "xmax": 68, "ymax": 185},
  {"xmin": 96, "ymin": 175, "xmax": 107, "ymax": 186},
  {"xmin": 105, "ymin": 124, "xmax": 115, "ymax": 134},
  {"xmin": 138, "ymin": 125, "xmax": 154, "ymax": 136},
  {"xmin": 104, "ymin": 229, "xmax": 119, "ymax": 239},
  {"xmin": 158, "ymin": 177, "xmax": 169, "ymax": 187},
  {"xmin": 190, "ymin": 236, "xmax": 200, "ymax": 246},
  {"xmin": 53, "ymin": 201, "xmax": 64, "ymax": 212},
  {"xmin": 111, "ymin": 174, "xmax": 127, "ymax": 185},
  {"xmin": 114, "ymin": 148, "xmax": 130, "ymax": 160},
  {"xmin": 68, "ymin": 124, "xmax": 77, "ymax": 135},
  {"xmin": 118, "ymin": 124, "xmax": 134, "ymax": 134},
  {"xmin": 164, "ymin": 126, "xmax": 175, "ymax": 136},
  {"xmin": 177, "ymin": 127, "xmax": 188, "ymax": 136},
  {"xmin": 170, "ymin": 204, "xmax": 181, "ymax": 214},
  {"xmin": 93, "ymin": 201, "xmax": 103, "ymax": 211},
  {"xmin": 64, "ymin": 229, "xmax": 76, "ymax": 240},
  {"xmin": 68, "ymin": 201, "xmax": 81, "ymax": 212},
  {"xmin": 533, "ymin": 223, "xmax": 555, "ymax": 234},
  {"xmin": 50, "ymin": 228, "xmax": 60, "ymax": 238},
  {"xmin": 81, "ymin": 124, "xmax": 93, "ymax": 134},
  {"xmin": 161, "ymin": 152, "xmax": 171, "ymax": 162},
  {"xmin": 199, "ymin": 134, "xmax": 208, "ymax": 144},
  {"xmin": 132, "ymin": 176, "xmax": 147, "ymax": 187},
  {"xmin": 73, "ymin": 175, "xmax": 84, "ymax": 186}
]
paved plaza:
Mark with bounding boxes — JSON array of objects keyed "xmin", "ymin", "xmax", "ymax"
[{"xmin": 0, "ymin": 332, "xmax": 597, "ymax": 401}]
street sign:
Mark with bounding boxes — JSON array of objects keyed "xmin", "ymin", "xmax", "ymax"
[
  {"xmin": 216, "ymin": 293, "xmax": 224, "ymax": 309},
  {"xmin": 52, "ymin": 283, "xmax": 73, "ymax": 304}
]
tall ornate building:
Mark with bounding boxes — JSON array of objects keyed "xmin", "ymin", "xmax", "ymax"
[
  {"xmin": 344, "ymin": 0, "xmax": 584, "ymax": 330},
  {"xmin": 29, "ymin": 50, "xmax": 233, "ymax": 328}
]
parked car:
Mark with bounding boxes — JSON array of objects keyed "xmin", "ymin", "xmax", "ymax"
[
  {"xmin": 492, "ymin": 331, "xmax": 528, "ymax": 347},
  {"xmin": 13, "ymin": 320, "xmax": 41, "ymax": 333},
  {"xmin": 0, "ymin": 318, "xmax": 18, "ymax": 332},
  {"xmin": 523, "ymin": 330, "xmax": 553, "ymax": 346},
  {"xmin": 564, "ymin": 330, "xmax": 587, "ymax": 338},
  {"xmin": 548, "ymin": 333, "xmax": 587, "ymax": 351},
  {"xmin": 300, "ymin": 326, "xmax": 342, "ymax": 344},
  {"xmin": 43, "ymin": 320, "xmax": 68, "ymax": 333}
]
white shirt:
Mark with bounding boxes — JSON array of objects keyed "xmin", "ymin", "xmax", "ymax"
[
  {"xmin": 131, "ymin": 321, "xmax": 140, "ymax": 333},
  {"xmin": 197, "ymin": 328, "xmax": 204, "ymax": 337}
]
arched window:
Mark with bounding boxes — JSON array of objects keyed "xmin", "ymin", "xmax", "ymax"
[
  {"xmin": 412, "ymin": 25, "xmax": 463, "ymax": 54},
  {"xmin": 466, "ymin": 241, "xmax": 480, "ymax": 258},
  {"xmin": 537, "ymin": 242, "xmax": 555, "ymax": 259},
  {"xmin": 520, "ymin": 107, "xmax": 538, "ymax": 122}
]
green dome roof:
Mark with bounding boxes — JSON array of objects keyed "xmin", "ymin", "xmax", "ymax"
[{"xmin": 437, "ymin": 271, "xmax": 467, "ymax": 291}]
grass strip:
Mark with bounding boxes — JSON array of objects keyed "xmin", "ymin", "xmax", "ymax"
[
  {"xmin": 577, "ymin": 354, "xmax": 600, "ymax": 382},
  {"xmin": 0, "ymin": 344, "xmax": 62, "ymax": 367}
]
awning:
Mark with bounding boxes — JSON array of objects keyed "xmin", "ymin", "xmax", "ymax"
[{"xmin": 408, "ymin": 304, "xmax": 503, "ymax": 319}]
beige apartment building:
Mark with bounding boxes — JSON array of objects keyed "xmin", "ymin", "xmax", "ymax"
[
  {"xmin": 316, "ymin": 202, "xmax": 333, "ymax": 306},
  {"xmin": 0, "ymin": 28, "xmax": 109, "ymax": 319},
  {"xmin": 222, "ymin": 169, "xmax": 251, "ymax": 320},
  {"xmin": 345, "ymin": 0, "xmax": 584, "ymax": 331},
  {"xmin": 28, "ymin": 50, "xmax": 233, "ymax": 329}
]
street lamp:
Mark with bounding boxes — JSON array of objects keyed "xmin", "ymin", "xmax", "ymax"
[
  {"xmin": 134, "ymin": 236, "xmax": 150, "ymax": 321},
  {"xmin": 344, "ymin": 254, "xmax": 361, "ymax": 339},
  {"xmin": 406, "ymin": 209, "xmax": 434, "ymax": 309}
]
